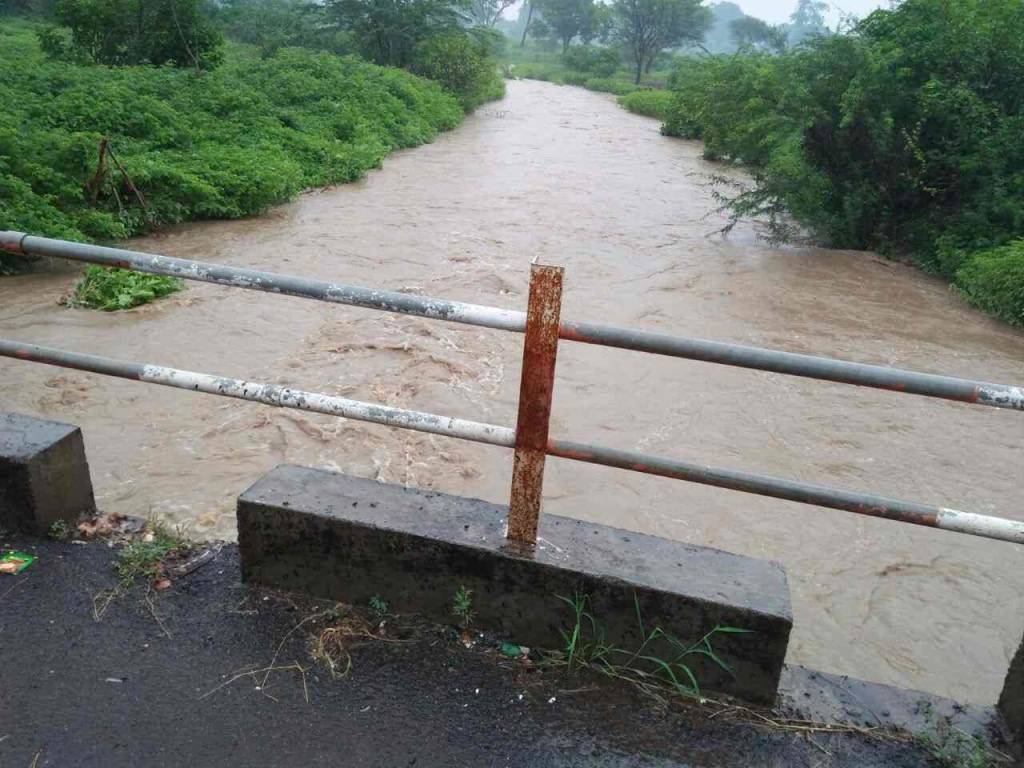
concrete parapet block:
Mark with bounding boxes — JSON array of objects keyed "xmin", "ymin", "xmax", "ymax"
[
  {"xmin": 0, "ymin": 412, "xmax": 96, "ymax": 534},
  {"xmin": 999, "ymin": 632, "xmax": 1024, "ymax": 754},
  {"xmin": 238, "ymin": 465, "xmax": 792, "ymax": 704}
]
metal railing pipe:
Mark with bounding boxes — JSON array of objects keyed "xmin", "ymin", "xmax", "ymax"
[
  {"xmin": 0, "ymin": 340, "xmax": 515, "ymax": 448},
  {"xmin": 2, "ymin": 338, "xmax": 1022, "ymax": 545},
  {"xmin": 547, "ymin": 439, "xmax": 1024, "ymax": 545},
  {"xmin": 4, "ymin": 230, "xmax": 1022, "ymax": 411},
  {"xmin": 558, "ymin": 320, "xmax": 1024, "ymax": 410},
  {"xmin": 0, "ymin": 232, "xmax": 528, "ymax": 333}
]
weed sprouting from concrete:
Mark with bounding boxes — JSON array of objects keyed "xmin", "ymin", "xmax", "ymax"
[
  {"xmin": 917, "ymin": 703, "xmax": 1011, "ymax": 767},
  {"xmin": 549, "ymin": 592, "xmax": 750, "ymax": 702},
  {"xmin": 48, "ymin": 519, "xmax": 73, "ymax": 541},
  {"xmin": 369, "ymin": 595, "xmax": 389, "ymax": 617},
  {"xmin": 452, "ymin": 585, "xmax": 474, "ymax": 629}
]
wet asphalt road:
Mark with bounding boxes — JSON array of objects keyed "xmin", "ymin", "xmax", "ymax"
[{"xmin": 0, "ymin": 537, "xmax": 957, "ymax": 767}]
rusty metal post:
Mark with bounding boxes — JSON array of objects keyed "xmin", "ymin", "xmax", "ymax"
[{"xmin": 507, "ymin": 264, "xmax": 564, "ymax": 545}]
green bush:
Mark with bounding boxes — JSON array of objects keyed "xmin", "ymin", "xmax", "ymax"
[
  {"xmin": 582, "ymin": 77, "xmax": 637, "ymax": 95},
  {"xmin": 69, "ymin": 266, "xmax": 184, "ymax": 310},
  {"xmin": 617, "ymin": 89, "xmax": 674, "ymax": 120},
  {"xmin": 410, "ymin": 32, "xmax": 505, "ymax": 111},
  {"xmin": 0, "ymin": 20, "xmax": 464, "ymax": 273},
  {"xmin": 954, "ymin": 242, "xmax": 1024, "ymax": 326},
  {"xmin": 510, "ymin": 61, "xmax": 563, "ymax": 83},
  {"xmin": 562, "ymin": 45, "xmax": 620, "ymax": 77},
  {"xmin": 659, "ymin": 0, "xmax": 1024, "ymax": 324}
]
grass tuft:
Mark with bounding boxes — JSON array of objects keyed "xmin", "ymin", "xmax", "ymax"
[
  {"xmin": 369, "ymin": 595, "xmax": 389, "ymax": 617},
  {"xmin": 452, "ymin": 585, "xmax": 474, "ymax": 629},
  {"xmin": 917, "ymin": 702, "xmax": 1011, "ymax": 767},
  {"xmin": 48, "ymin": 519, "xmax": 74, "ymax": 541},
  {"xmin": 550, "ymin": 592, "xmax": 750, "ymax": 702},
  {"xmin": 115, "ymin": 518, "xmax": 190, "ymax": 587}
]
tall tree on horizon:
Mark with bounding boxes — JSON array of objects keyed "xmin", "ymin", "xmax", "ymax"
[
  {"xmin": 612, "ymin": 0, "xmax": 710, "ymax": 82},
  {"xmin": 788, "ymin": 0, "xmax": 827, "ymax": 44},
  {"xmin": 534, "ymin": 0, "xmax": 593, "ymax": 51},
  {"xmin": 467, "ymin": 0, "xmax": 517, "ymax": 27}
]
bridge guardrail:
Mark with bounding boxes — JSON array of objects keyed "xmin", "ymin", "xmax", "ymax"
[{"xmin": 1, "ymin": 229, "xmax": 1022, "ymax": 546}]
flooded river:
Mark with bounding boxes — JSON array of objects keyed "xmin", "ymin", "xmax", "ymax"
[{"xmin": 2, "ymin": 79, "xmax": 1022, "ymax": 704}]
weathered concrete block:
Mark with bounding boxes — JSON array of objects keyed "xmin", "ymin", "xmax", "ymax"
[
  {"xmin": 0, "ymin": 412, "xmax": 95, "ymax": 534},
  {"xmin": 999, "ymin": 631, "xmax": 1024, "ymax": 753},
  {"xmin": 238, "ymin": 465, "xmax": 792, "ymax": 704}
]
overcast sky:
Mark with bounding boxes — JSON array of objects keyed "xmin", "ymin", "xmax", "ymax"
[
  {"xmin": 504, "ymin": 1, "xmax": 895, "ymax": 28},
  {"xmin": 736, "ymin": 0, "xmax": 890, "ymax": 25}
]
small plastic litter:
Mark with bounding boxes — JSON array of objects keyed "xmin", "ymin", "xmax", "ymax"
[
  {"xmin": 500, "ymin": 642, "xmax": 529, "ymax": 658},
  {"xmin": 0, "ymin": 551, "xmax": 36, "ymax": 574}
]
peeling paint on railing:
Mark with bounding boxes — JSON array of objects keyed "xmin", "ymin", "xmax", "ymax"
[
  {"xmin": 2, "ymin": 339, "xmax": 1020, "ymax": 545},
  {"xmin": 5, "ymin": 230, "xmax": 1022, "ymax": 410}
]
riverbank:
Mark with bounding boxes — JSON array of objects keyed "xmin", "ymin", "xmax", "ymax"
[
  {"xmin": 0, "ymin": 19, "xmax": 471, "ymax": 273},
  {"xmin": 0, "ymin": 532, "xmax": 1007, "ymax": 767},
  {"xmin": 659, "ymin": 0, "xmax": 1024, "ymax": 327}
]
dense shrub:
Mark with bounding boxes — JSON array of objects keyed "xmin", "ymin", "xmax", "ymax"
[
  {"xmin": 0, "ymin": 20, "xmax": 464, "ymax": 273},
  {"xmin": 410, "ymin": 33, "xmax": 505, "ymax": 111},
  {"xmin": 617, "ymin": 88, "xmax": 673, "ymax": 119},
  {"xmin": 509, "ymin": 61, "xmax": 564, "ymax": 83},
  {"xmin": 562, "ymin": 45, "xmax": 620, "ymax": 77},
  {"xmin": 660, "ymin": 0, "xmax": 1024, "ymax": 323},
  {"xmin": 583, "ymin": 77, "xmax": 637, "ymax": 95},
  {"xmin": 954, "ymin": 242, "xmax": 1024, "ymax": 327}
]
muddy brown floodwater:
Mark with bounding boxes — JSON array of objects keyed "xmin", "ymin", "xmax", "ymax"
[{"xmin": 1, "ymin": 79, "xmax": 1022, "ymax": 704}]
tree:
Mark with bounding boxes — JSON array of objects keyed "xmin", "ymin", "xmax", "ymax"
[
  {"xmin": 47, "ymin": 0, "xmax": 223, "ymax": 70},
  {"xmin": 327, "ymin": 0, "xmax": 467, "ymax": 67},
  {"xmin": 213, "ymin": 0, "xmax": 351, "ymax": 57},
  {"xmin": 409, "ymin": 31, "xmax": 500, "ymax": 109},
  {"xmin": 787, "ymin": 0, "xmax": 827, "ymax": 45},
  {"xmin": 729, "ymin": 16, "xmax": 786, "ymax": 53},
  {"xmin": 579, "ymin": 1, "xmax": 612, "ymax": 44},
  {"xmin": 466, "ymin": 0, "xmax": 516, "ymax": 27},
  {"xmin": 1, "ymin": 0, "xmax": 59, "ymax": 14},
  {"xmin": 612, "ymin": 0, "xmax": 710, "ymax": 83},
  {"xmin": 518, "ymin": 0, "xmax": 534, "ymax": 46},
  {"xmin": 534, "ymin": 0, "xmax": 594, "ymax": 52}
]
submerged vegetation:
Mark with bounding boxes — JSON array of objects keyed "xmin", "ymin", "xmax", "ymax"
[{"xmin": 69, "ymin": 266, "xmax": 184, "ymax": 310}]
